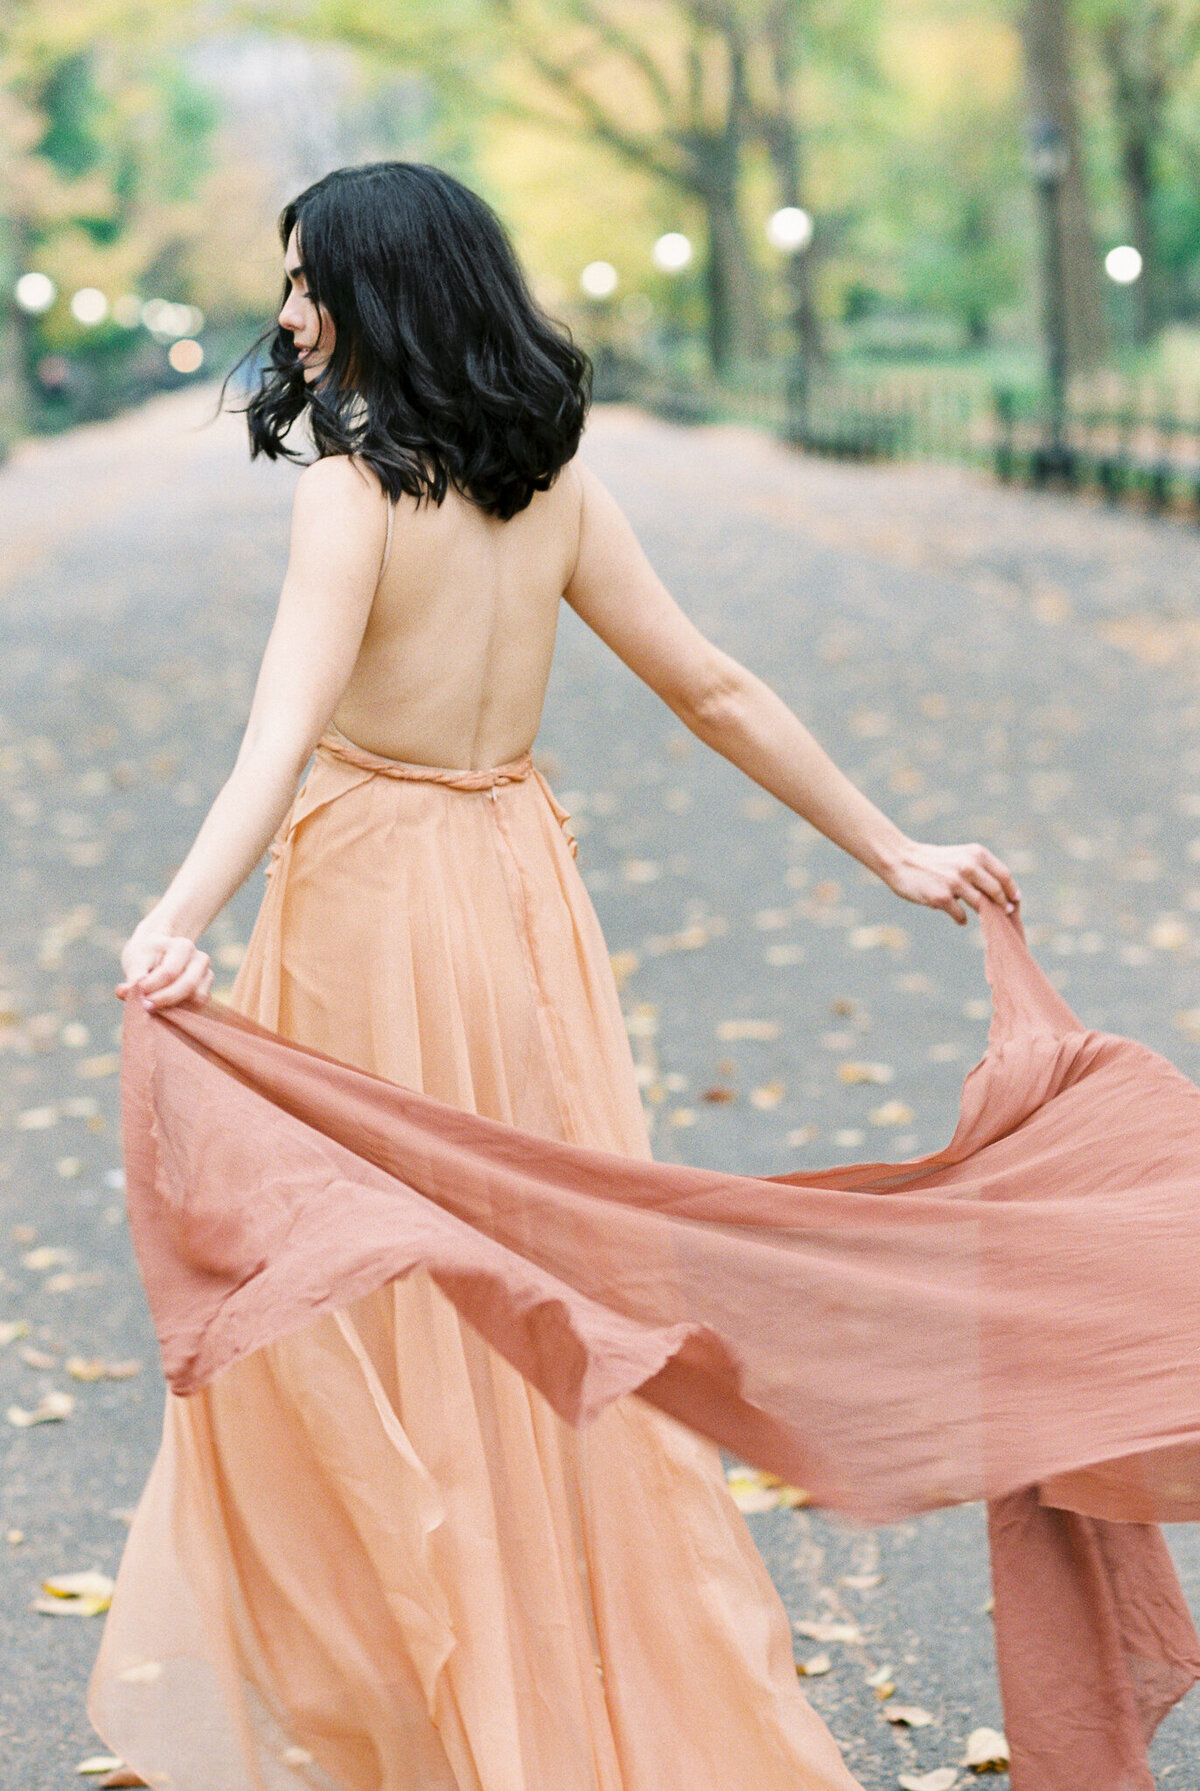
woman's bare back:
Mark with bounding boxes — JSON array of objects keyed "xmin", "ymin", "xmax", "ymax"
[{"xmin": 331, "ymin": 466, "xmax": 583, "ymax": 770}]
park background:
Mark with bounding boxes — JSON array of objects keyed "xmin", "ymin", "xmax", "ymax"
[
  {"xmin": 4, "ymin": 0, "xmax": 1200, "ymax": 483},
  {"xmin": 5, "ymin": 4, "xmax": 1200, "ymax": 1790}
]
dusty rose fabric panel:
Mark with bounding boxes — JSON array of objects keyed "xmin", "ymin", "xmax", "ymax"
[
  {"xmin": 987, "ymin": 1492, "xmax": 1200, "ymax": 1791},
  {"xmin": 120, "ymin": 899, "xmax": 1200, "ymax": 1786}
]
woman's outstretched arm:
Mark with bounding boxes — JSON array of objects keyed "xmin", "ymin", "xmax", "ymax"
[
  {"xmin": 564, "ymin": 464, "xmax": 1019, "ymax": 924},
  {"xmin": 118, "ymin": 457, "xmax": 389, "ymax": 1009}
]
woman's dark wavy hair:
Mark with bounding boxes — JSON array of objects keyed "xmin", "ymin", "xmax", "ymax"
[{"xmin": 229, "ymin": 162, "xmax": 592, "ymax": 521}]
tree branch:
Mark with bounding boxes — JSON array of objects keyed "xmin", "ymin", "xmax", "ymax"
[
  {"xmin": 485, "ymin": 0, "xmax": 693, "ymax": 187},
  {"xmin": 562, "ymin": 0, "xmax": 678, "ymax": 116}
]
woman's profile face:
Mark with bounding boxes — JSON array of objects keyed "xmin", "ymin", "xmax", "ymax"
[{"xmin": 278, "ymin": 226, "xmax": 335, "ymax": 381}]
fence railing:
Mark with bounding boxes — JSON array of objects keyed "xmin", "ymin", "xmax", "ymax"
[{"xmin": 604, "ymin": 355, "xmax": 1200, "ymax": 522}]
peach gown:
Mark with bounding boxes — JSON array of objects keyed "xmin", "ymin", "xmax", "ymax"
[{"xmin": 88, "ymin": 725, "xmax": 862, "ymax": 1791}]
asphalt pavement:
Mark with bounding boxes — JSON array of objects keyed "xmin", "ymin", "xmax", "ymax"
[{"xmin": 4, "ymin": 388, "xmax": 1200, "ymax": 1787}]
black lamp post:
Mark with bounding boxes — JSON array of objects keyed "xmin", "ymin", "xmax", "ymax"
[
  {"xmin": 767, "ymin": 206, "xmax": 814, "ymax": 448},
  {"xmin": 1028, "ymin": 117, "xmax": 1074, "ymax": 486}
]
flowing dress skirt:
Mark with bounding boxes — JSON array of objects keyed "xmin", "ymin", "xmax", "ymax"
[{"xmin": 88, "ymin": 729, "xmax": 861, "ymax": 1791}]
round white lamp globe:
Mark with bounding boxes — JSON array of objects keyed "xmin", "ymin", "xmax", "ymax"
[
  {"xmin": 766, "ymin": 206, "xmax": 814, "ymax": 254},
  {"xmin": 580, "ymin": 260, "xmax": 619, "ymax": 300},
  {"xmin": 14, "ymin": 272, "xmax": 57, "ymax": 314},
  {"xmin": 1104, "ymin": 244, "xmax": 1143, "ymax": 285},
  {"xmin": 653, "ymin": 232, "xmax": 693, "ymax": 274},
  {"xmin": 70, "ymin": 287, "xmax": 109, "ymax": 326}
]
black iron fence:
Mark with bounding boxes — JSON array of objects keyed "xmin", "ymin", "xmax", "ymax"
[{"xmin": 604, "ymin": 355, "xmax": 1200, "ymax": 523}]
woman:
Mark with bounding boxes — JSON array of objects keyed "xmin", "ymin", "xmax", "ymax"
[{"xmin": 93, "ymin": 162, "xmax": 1018, "ymax": 1791}]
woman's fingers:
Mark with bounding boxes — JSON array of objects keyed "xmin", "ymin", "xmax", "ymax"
[
  {"xmin": 138, "ymin": 939, "xmax": 194, "ymax": 994},
  {"xmin": 951, "ymin": 847, "xmax": 1020, "ymax": 914},
  {"xmin": 141, "ymin": 955, "xmax": 209, "ymax": 1010},
  {"xmin": 943, "ymin": 885, "xmax": 969, "ymax": 924},
  {"xmin": 979, "ymin": 847, "xmax": 1021, "ymax": 908},
  {"xmin": 117, "ymin": 932, "xmax": 213, "ymax": 1010}
]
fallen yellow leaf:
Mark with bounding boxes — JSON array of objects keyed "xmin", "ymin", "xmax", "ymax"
[
  {"xmin": 65, "ymin": 1357, "xmax": 106, "ymax": 1381},
  {"xmin": 963, "ymin": 1727, "xmax": 1008, "ymax": 1771},
  {"xmin": 848, "ymin": 925, "xmax": 909, "ymax": 952},
  {"xmin": 76, "ymin": 1758, "xmax": 124, "ymax": 1776},
  {"xmin": 33, "ymin": 1592, "xmax": 110, "ymax": 1617},
  {"xmin": 8, "ymin": 1390, "xmax": 75, "ymax": 1427},
  {"xmin": 42, "ymin": 1569, "xmax": 115, "ymax": 1600},
  {"xmin": 793, "ymin": 1618, "xmax": 863, "ymax": 1645},
  {"xmin": 16, "ymin": 1106, "xmax": 57, "ymax": 1130},
  {"xmin": 884, "ymin": 1705, "xmax": 935, "ymax": 1727},
  {"xmin": 725, "ymin": 1476, "xmax": 783, "ymax": 1514},
  {"xmin": 22, "ymin": 1245, "xmax": 71, "ymax": 1271},
  {"xmin": 609, "ymin": 950, "xmax": 639, "ymax": 989},
  {"xmin": 749, "ymin": 1079, "xmax": 785, "ymax": 1109},
  {"xmin": 869, "ymin": 1100, "xmax": 915, "ymax": 1127},
  {"xmin": 796, "ymin": 1652, "xmax": 832, "ymax": 1676},
  {"xmin": 77, "ymin": 1053, "xmax": 120, "ymax": 1079},
  {"xmin": 716, "ymin": 1018, "xmax": 780, "ymax": 1042},
  {"xmin": 899, "ymin": 1771, "xmax": 958, "ymax": 1791},
  {"xmin": 838, "ymin": 1061, "xmax": 894, "ymax": 1085}
]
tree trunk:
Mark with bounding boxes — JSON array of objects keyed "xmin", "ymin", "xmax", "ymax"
[
  {"xmin": 757, "ymin": 3, "xmax": 824, "ymax": 367},
  {"xmin": 1018, "ymin": 0, "xmax": 1109, "ymax": 371},
  {"xmin": 0, "ymin": 211, "xmax": 28, "ymax": 461},
  {"xmin": 697, "ymin": 171, "xmax": 769, "ymax": 373},
  {"xmin": 1100, "ymin": 15, "xmax": 1167, "ymax": 344},
  {"xmin": 683, "ymin": 13, "xmax": 768, "ymax": 374}
]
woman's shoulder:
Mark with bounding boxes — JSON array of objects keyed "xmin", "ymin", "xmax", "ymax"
[{"xmin": 295, "ymin": 453, "xmax": 390, "ymax": 508}]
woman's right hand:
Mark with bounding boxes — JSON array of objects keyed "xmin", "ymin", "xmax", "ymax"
[
  {"xmin": 117, "ymin": 929, "xmax": 213, "ymax": 1011},
  {"xmin": 881, "ymin": 837, "xmax": 1021, "ymax": 926}
]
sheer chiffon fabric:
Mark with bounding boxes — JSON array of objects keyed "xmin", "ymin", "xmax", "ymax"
[{"xmin": 89, "ymin": 729, "xmax": 861, "ymax": 1791}]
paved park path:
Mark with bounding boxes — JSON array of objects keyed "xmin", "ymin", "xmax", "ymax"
[{"xmin": 5, "ymin": 387, "xmax": 1200, "ymax": 1786}]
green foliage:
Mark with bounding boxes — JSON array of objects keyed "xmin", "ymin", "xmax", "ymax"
[{"xmin": 36, "ymin": 51, "xmax": 105, "ymax": 178}]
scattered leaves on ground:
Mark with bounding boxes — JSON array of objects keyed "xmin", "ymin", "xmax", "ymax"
[{"xmin": 66, "ymin": 1355, "xmax": 141, "ymax": 1381}]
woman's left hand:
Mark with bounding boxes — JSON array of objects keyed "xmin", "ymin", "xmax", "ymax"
[
  {"xmin": 881, "ymin": 839, "xmax": 1021, "ymax": 926},
  {"xmin": 116, "ymin": 930, "xmax": 213, "ymax": 1010}
]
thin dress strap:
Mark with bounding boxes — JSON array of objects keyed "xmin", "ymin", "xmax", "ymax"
[{"xmin": 379, "ymin": 497, "xmax": 396, "ymax": 581}]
